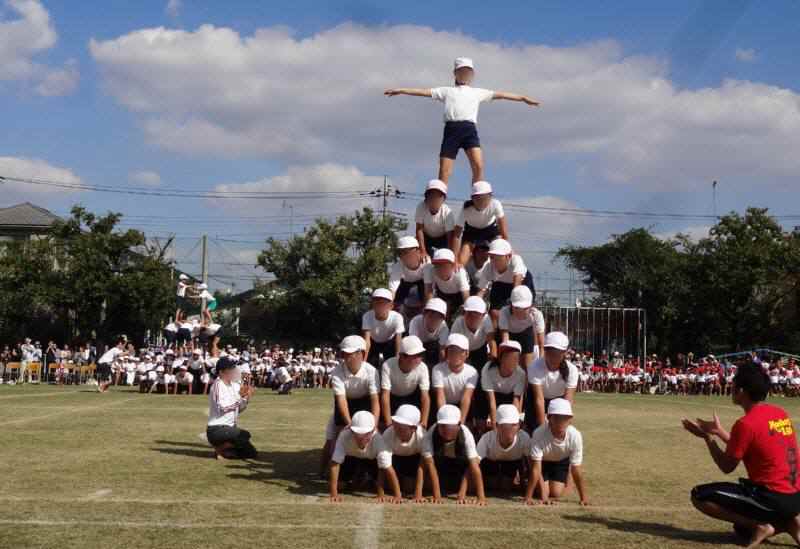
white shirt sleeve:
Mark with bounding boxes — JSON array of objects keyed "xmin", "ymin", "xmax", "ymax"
[
  {"xmin": 438, "ymin": 324, "xmax": 450, "ymax": 347},
  {"xmin": 431, "ymin": 365, "xmax": 443, "ymax": 388},
  {"xmin": 493, "ymin": 199, "xmax": 505, "ymax": 219},
  {"xmin": 462, "ymin": 427, "xmax": 479, "ymax": 460},
  {"xmin": 532, "ymin": 309, "xmax": 545, "ymax": 335},
  {"xmin": 529, "ymin": 431, "xmax": 544, "ymax": 461},
  {"xmin": 331, "ymin": 370, "xmax": 346, "ymax": 396},
  {"xmin": 422, "ymin": 263, "xmax": 435, "ymax": 285},
  {"xmin": 421, "ymin": 427, "xmax": 434, "ymax": 459},
  {"xmin": 476, "ymin": 263, "xmax": 492, "ymax": 290},
  {"xmin": 480, "ymin": 367, "xmax": 493, "ymax": 392},
  {"xmin": 511, "ymin": 255, "xmax": 527, "ymax": 277},
  {"xmin": 418, "ymin": 363, "xmax": 430, "ymax": 392},
  {"xmin": 368, "ymin": 366, "xmax": 380, "ymax": 395},
  {"xmin": 466, "ymin": 367, "xmax": 479, "ymax": 389},
  {"xmin": 332, "ymin": 431, "xmax": 348, "ymax": 464},
  {"xmin": 528, "ymin": 361, "xmax": 544, "ymax": 386},
  {"xmin": 513, "ymin": 368, "xmax": 527, "ymax": 396},
  {"xmin": 414, "ymin": 201, "xmax": 426, "ymax": 225},
  {"xmin": 476, "ymin": 432, "xmax": 490, "ymax": 460},
  {"xmin": 456, "ymin": 269, "xmax": 470, "ymax": 293},
  {"xmin": 380, "ymin": 361, "xmax": 392, "ymax": 391},
  {"xmin": 388, "ymin": 263, "xmax": 403, "ymax": 295},
  {"xmin": 393, "ymin": 312, "xmax": 405, "ymax": 336},
  {"xmin": 372, "ymin": 434, "xmax": 393, "ymax": 470},
  {"xmin": 455, "ymin": 205, "xmax": 466, "ymax": 229},
  {"xmin": 570, "ymin": 429, "xmax": 584, "ymax": 466},
  {"xmin": 566, "ymin": 362, "xmax": 579, "ymax": 390},
  {"xmin": 430, "ymin": 87, "xmax": 447, "ymax": 102},
  {"xmin": 498, "ymin": 308, "xmax": 510, "ymax": 332},
  {"xmin": 476, "ymin": 88, "xmax": 495, "ymax": 102},
  {"xmin": 361, "ymin": 311, "xmax": 373, "ymax": 332},
  {"xmin": 444, "ymin": 208, "xmax": 456, "ymax": 232}
]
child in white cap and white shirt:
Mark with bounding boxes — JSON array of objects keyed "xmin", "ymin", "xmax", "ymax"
[
  {"xmin": 380, "ymin": 336, "xmax": 431, "ymax": 429},
  {"xmin": 415, "ymin": 179, "xmax": 455, "ymax": 260},
  {"xmin": 454, "ymin": 181, "xmax": 509, "ymax": 267},
  {"xmin": 385, "ymin": 57, "xmax": 539, "ymax": 185},
  {"xmin": 477, "ymin": 404, "xmax": 531, "ymax": 495},
  {"xmin": 388, "ymin": 236, "xmax": 429, "ymax": 309},
  {"xmin": 431, "ymin": 334, "xmax": 479, "ymax": 425},
  {"xmin": 382, "ymin": 404, "xmax": 427, "ymax": 502},
  {"xmin": 408, "ymin": 298, "xmax": 450, "ymax": 367},
  {"xmin": 329, "ymin": 410, "xmax": 402, "ymax": 504}
]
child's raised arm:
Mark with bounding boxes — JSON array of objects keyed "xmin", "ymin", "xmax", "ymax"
[
  {"xmin": 385, "ymin": 88, "xmax": 433, "ymax": 98},
  {"xmin": 492, "ymin": 91, "xmax": 540, "ymax": 106}
]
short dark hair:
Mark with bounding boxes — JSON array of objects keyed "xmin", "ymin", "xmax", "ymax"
[{"xmin": 733, "ymin": 362, "xmax": 770, "ymax": 402}]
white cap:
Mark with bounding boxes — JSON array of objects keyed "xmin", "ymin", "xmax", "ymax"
[
  {"xmin": 454, "ymin": 57, "xmax": 474, "ymax": 70},
  {"xmin": 340, "ymin": 335, "xmax": 366, "ymax": 353},
  {"xmin": 437, "ymin": 404, "xmax": 461, "ymax": 425},
  {"xmin": 397, "ymin": 236, "xmax": 420, "ymax": 250},
  {"xmin": 499, "ymin": 340, "xmax": 522, "ymax": 353},
  {"xmin": 432, "ymin": 248, "xmax": 455, "ymax": 264},
  {"xmin": 471, "ymin": 181, "xmax": 492, "ymax": 196},
  {"xmin": 463, "ymin": 296, "xmax": 487, "ymax": 314},
  {"xmin": 400, "ymin": 335, "xmax": 425, "ymax": 356},
  {"xmin": 425, "ymin": 179, "xmax": 448, "ymax": 196},
  {"xmin": 372, "ymin": 288, "xmax": 393, "ymax": 301},
  {"xmin": 496, "ymin": 404, "xmax": 520, "ymax": 425},
  {"xmin": 350, "ymin": 411, "xmax": 376, "ymax": 434},
  {"xmin": 392, "ymin": 404, "xmax": 421, "ymax": 426},
  {"xmin": 510, "ymin": 285, "xmax": 533, "ymax": 308},
  {"xmin": 198, "ymin": 283, "xmax": 208, "ymax": 290},
  {"xmin": 179, "ymin": 274, "xmax": 189, "ymax": 280},
  {"xmin": 544, "ymin": 331, "xmax": 569, "ymax": 351},
  {"xmin": 445, "ymin": 333, "xmax": 470, "ymax": 351},
  {"xmin": 547, "ymin": 398, "xmax": 573, "ymax": 417},
  {"xmin": 488, "ymin": 238, "xmax": 512, "ymax": 256},
  {"xmin": 424, "ymin": 297, "xmax": 448, "ymax": 317}
]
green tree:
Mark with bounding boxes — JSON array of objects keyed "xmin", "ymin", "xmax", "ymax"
[{"xmin": 255, "ymin": 208, "xmax": 406, "ymax": 344}]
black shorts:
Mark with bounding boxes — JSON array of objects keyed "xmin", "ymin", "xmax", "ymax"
[
  {"xmin": 468, "ymin": 346, "xmax": 488, "ymax": 372},
  {"xmin": 462, "ymin": 222, "xmax": 499, "ymax": 245},
  {"xmin": 392, "ymin": 454, "xmax": 422, "ymax": 479},
  {"xmin": 394, "ymin": 278, "xmax": 425, "ymax": 307},
  {"xmin": 489, "ymin": 271, "xmax": 535, "ymax": 310},
  {"xmin": 440, "ymin": 121, "xmax": 480, "ymax": 159},
  {"xmin": 176, "ymin": 295, "xmax": 189, "ymax": 310},
  {"xmin": 509, "ymin": 328, "xmax": 535, "ymax": 355},
  {"xmin": 96, "ymin": 363, "xmax": 112, "ymax": 381},
  {"xmin": 480, "ymin": 458, "xmax": 526, "ymax": 479},
  {"xmin": 338, "ymin": 456, "xmax": 379, "ymax": 483},
  {"xmin": 433, "ymin": 455, "xmax": 468, "ymax": 494},
  {"xmin": 334, "ymin": 396, "xmax": 372, "ymax": 427},
  {"xmin": 177, "ymin": 328, "xmax": 192, "ymax": 343},
  {"xmin": 436, "ymin": 290, "xmax": 464, "ymax": 315},
  {"xmin": 389, "ymin": 388, "xmax": 422, "ymax": 415},
  {"xmin": 367, "ymin": 339, "xmax": 396, "ymax": 368},
  {"xmin": 423, "ymin": 233, "xmax": 449, "ymax": 258},
  {"xmin": 541, "ymin": 457, "xmax": 570, "ymax": 483},
  {"xmin": 692, "ymin": 480, "xmax": 800, "ymax": 525},
  {"xmin": 206, "ymin": 425, "xmax": 257, "ymax": 459},
  {"xmin": 423, "ymin": 340, "xmax": 441, "ymax": 369},
  {"xmin": 524, "ymin": 396, "xmax": 554, "ymax": 434},
  {"xmin": 163, "ymin": 330, "xmax": 177, "ymax": 344}
]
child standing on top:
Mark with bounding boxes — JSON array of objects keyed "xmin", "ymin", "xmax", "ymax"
[{"xmin": 385, "ymin": 57, "xmax": 540, "ymax": 185}]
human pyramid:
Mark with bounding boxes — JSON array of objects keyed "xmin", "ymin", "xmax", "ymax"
[{"xmin": 318, "ymin": 57, "xmax": 586, "ymax": 506}]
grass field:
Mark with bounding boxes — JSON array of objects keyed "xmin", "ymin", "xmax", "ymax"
[{"xmin": 4, "ymin": 386, "xmax": 800, "ymax": 549}]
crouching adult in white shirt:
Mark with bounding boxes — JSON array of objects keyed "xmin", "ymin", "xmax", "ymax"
[{"xmin": 206, "ymin": 357, "xmax": 257, "ymax": 460}]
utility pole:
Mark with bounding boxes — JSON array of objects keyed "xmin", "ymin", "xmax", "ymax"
[
  {"xmin": 712, "ymin": 180, "xmax": 718, "ymax": 218},
  {"xmin": 201, "ymin": 234, "xmax": 208, "ymax": 312},
  {"xmin": 382, "ymin": 175, "xmax": 389, "ymax": 219},
  {"xmin": 283, "ymin": 200, "xmax": 295, "ymax": 237}
]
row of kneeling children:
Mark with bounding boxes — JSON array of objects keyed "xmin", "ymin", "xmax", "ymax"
[{"xmin": 324, "ymin": 330, "xmax": 588, "ymax": 505}]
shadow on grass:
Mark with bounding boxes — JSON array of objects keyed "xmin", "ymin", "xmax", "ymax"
[
  {"xmin": 151, "ymin": 439, "xmax": 328, "ymax": 496},
  {"xmin": 564, "ymin": 514, "xmax": 796, "ymax": 547}
]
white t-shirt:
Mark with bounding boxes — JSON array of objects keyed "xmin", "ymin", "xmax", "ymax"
[
  {"xmin": 332, "ymin": 429, "xmax": 392, "ymax": 469},
  {"xmin": 530, "ymin": 424, "xmax": 583, "ymax": 465},
  {"xmin": 388, "ymin": 258, "xmax": 428, "ymax": 294},
  {"xmin": 422, "ymin": 424, "xmax": 479, "ymax": 459},
  {"xmin": 423, "ymin": 264, "xmax": 469, "ymax": 295},
  {"xmin": 331, "ymin": 362, "xmax": 379, "ymax": 399},
  {"xmin": 383, "ymin": 424, "xmax": 426, "ymax": 457},
  {"xmin": 276, "ymin": 366, "xmax": 292, "ymax": 384},
  {"xmin": 430, "ymin": 85, "xmax": 495, "ymax": 123},
  {"xmin": 431, "ymin": 362, "xmax": 479, "ymax": 405},
  {"xmin": 498, "ymin": 306, "xmax": 545, "ymax": 335},
  {"xmin": 527, "ymin": 358, "xmax": 579, "ymax": 400},
  {"xmin": 362, "ymin": 310, "xmax": 405, "ymax": 344},
  {"xmin": 481, "ymin": 365, "xmax": 526, "ymax": 396},
  {"xmin": 381, "ymin": 357, "xmax": 430, "ymax": 396},
  {"xmin": 177, "ymin": 281, "xmax": 187, "ymax": 298},
  {"xmin": 408, "ymin": 314, "xmax": 449, "ymax": 346},
  {"xmin": 98, "ymin": 347, "xmax": 123, "ymax": 365},
  {"xmin": 450, "ymin": 315, "xmax": 494, "ymax": 351},
  {"xmin": 476, "ymin": 255, "xmax": 528, "ymax": 289},
  {"xmin": 207, "ymin": 379, "xmax": 248, "ymax": 427},
  {"xmin": 477, "ymin": 430, "xmax": 531, "ymax": 462},
  {"xmin": 456, "ymin": 199, "xmax": 505, "ymax": 229},
  {"xmin": 415, "ymin": 201, "xmax": 455, "ymax": 238},
  {"xmin": 176, "ymin": 372, "xmax": 194, "ymax": 385}
]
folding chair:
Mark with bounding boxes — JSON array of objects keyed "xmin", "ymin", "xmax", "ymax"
[
  {"xmin": 6, "ymin": 362, "xmax": 20, "ymax": 382},
  {"xmin": 28, "ymin": 363, "xmax": 41, "ymax": 383}
]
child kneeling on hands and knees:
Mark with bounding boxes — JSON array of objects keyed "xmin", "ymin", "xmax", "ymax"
[
  {"xmin": 382, "ymin": 404, "xmax": 427, "ymax": 503},
  {"xmin": 477, "ymin": 404, "xmax": 530, "ymax": 496},
  {"xmin": 525, "ymin": 398, "xmax": 589, "ymax": 506},
  {"xmin": 423, "ymin": 404, "xmax": 486, "ymax": 505},
  {"xmin": 329, "ymin": 411, "xmax": 403, "ymax": 504}
]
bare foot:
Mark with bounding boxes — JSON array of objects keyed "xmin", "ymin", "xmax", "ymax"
[
  {"xmin": 746, "ymin": 523, "xmax": 775, "ymax": 549},
  {"xmin": 215, "ymin": 452, "xmax": 228, "ymax": 461}
]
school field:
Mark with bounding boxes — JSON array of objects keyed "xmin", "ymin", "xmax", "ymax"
[{"xmin": 4, "ymin": 386, "xmax": 800, "ymax": 549}]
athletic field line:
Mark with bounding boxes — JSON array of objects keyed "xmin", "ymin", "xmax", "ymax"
[
  {"xmin": 0, "ymin": 389, "xmax": 84, "ymax": 400},
  {"xmin": 5, "ymin": 396, "xmax": 140, "ymax": 426},
  {"xmin": 354, "ymin": 502, "xmax": 384, "ymax": 549}
]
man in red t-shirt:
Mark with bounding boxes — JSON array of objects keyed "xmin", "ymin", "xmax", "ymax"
[{"xmin": 683, "ymin": 362, "xmax": 800, "ymax": 548}]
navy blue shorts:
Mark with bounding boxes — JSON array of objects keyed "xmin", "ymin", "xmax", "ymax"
[
  {"xmin": 440, "ymin": 121, "xmax": 480, "ymax": 159},
  {"xmin": 541, "ymin": 457, "xmax": 570, "ymax": 483},
  {"xmin": 462, "ymin": 222, "xmax": 499, "ymax": 245},
  {"xmin": 489, "ymin": 271, "xmax": 536, "ymax": 310},
  {"xmin": 693, "ymin": 480, "xmax": 800, "ymax": 525}
]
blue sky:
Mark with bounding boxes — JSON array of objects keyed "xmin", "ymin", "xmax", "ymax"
[{"xmin": 2, "ymin": 0, "xmax": 799, "ymax": 297}]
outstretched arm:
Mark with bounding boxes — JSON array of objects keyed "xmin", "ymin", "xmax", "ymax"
[
  {"xmin": 385, "ymin": 88, "xmax": 433, "ymax": 98},
  {"xmin": 492, "ymin": 91, "xmax": 540, "ymax": 106}
]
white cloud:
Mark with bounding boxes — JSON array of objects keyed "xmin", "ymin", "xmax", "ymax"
[
  {"xmin": 165, "ymin": 0, "xmax": 181, "ymax": 18},
  {"xmin": 735, "ymin": 48, "xmax": 756, "ymax": 63},
  {"xmin": 34, "ymin": 58, "xmax": 78, "ymax": 96},
  {"xmin": 89, "ymin": 23, "xmax": 800, "ymax": 189},
  {"xmin": 0, "ymin": 156, "xmax": 83, "ymax": 193},
  {"xmin": 655, "ymin": 225, "xmax": 711, "ymax": 242},
  {"xmin": 129, "ymin": 169, "xmax": 162, "ymax": 186}
]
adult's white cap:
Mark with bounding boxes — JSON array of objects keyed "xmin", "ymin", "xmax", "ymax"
[
  {"xmin": 499, "ymin": 340, "xmax": 522, "ymax": 354},
  {"xmin": 454, "ymin": 57, "xmax": 474, "ymax": 70},
  {"xmin": 179, "ymin": 274, "xmax": 189, "ymax": 280},
  {"xmin": 340, "ymin": 335, "xmax": 366, "ymax": 353},
  {"xmin": 392, "ymin": 404, "xmax": 421, "ymax": 426},
  {"xmin": 397, "ymin": 236, "xmax": 420, "ymax": 249},
  {"xmin": 496, "ymin": 404, "xmax": 520, "ymax": 425},
  {"xmin": 547, "ymin": 398, "xmax": 573, "ymax": 417},
  {"xmin": 544, "ymin": 331, "xmax": 569, "ymax": 351},
  {"xmin": 372, "ymin": 288, "xmax": 393, "ymax": 301},
  {"xmin": 488, "ymin": 238, "xmax": 512, "ymax": 256},
  {"xmin": 510, "ymin": 285, "xmax": 533, "ymax": 308},
  {"xmin": 432, "ymin": 248, "xmax": 455, "ymax": 264},
  {"xmin": 437, "ymin": 404, "xmax": 461, "ymax": 425},
  {"xmin": 463, "ymin": 296, "xmax": 487, "ymax": 314},
  {"xmin": 350, "ymin": 411, "xmax": 376, "ymax": 434},
  {"xmin": 426, "ymin": 179, "xmax": 448, "ymax": 196},
  {"xmin": 471, "ymin": 180, "xmax": 492, "ymax": 196},
  {"xmin": 424, "ymin": 297, "xmax": 448, "ymax": 317},
  {"xmin": 445, "ymin": 333, "xmax": 470, "ymax": 351},
  {"xmin": 400, "ymin": 335, "xmax": 425, "ymax": 356}
]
